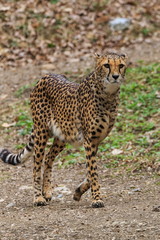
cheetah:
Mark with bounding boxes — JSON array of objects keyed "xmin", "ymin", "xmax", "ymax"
[{"xmin": 0, "ymin": 52, "xmax": 127, "ymax": 208}]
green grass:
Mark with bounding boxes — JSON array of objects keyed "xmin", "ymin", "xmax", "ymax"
[
  {"xmin": 13, "ymin": 62, "xmax": 160, "ymax": 170},
  {"xmin": 50, "ymin": 0, "xmax": 59, "ymax": 4},
  {"xmin": 15, "ymin": 83, "xmax": 36, "ymax": 97},
  {"xmin": 15, "ymin": 110, "xmax": 33, "ymax": 136},
  {"xmin": 0, "ymin": 173, "xmax": 11, "ymax": 182}
]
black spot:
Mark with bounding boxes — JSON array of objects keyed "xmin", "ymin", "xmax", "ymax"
[
  {"xmin": 26, "ymin": 145, "xmax": 32, "ymax": 152},
  {"xmin": 36, "ymin": 153, "xmax": 40, "ymax": 158},
  {"xmin": 85, "ymin": 147, "xmax": 91, "ymax": 152},
  {"xmin": 86, "ymin": 155, "xmax": 91, "ymax": 160},
  {"xmin": 91, "ymin": 160, "xmax": 96, "ymax": 164},
  {"xmin": 35, "ymin": 161, "xmax": 41, "ymax": 165},
  {"xmin": 29, "ymin": 142, "xmax": 34, "ymax": 147},
  {"xmin": 92, "ymin": 136, "xmax": 99, "ymax": 139},
  {"xmin": 97, "ymin": 128, "xmax": 102, "ymax": 133},
  {"xmin": 91, "ymin": 151, "xmax": 96, "ymax": 157}
]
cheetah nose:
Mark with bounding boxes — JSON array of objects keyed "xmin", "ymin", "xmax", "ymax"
[{"xmin": 112, "ymin": 74, "xmax": 119, "ymax": 80}]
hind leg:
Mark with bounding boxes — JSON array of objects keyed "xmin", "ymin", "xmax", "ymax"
[
  {"xmin": 42, "ymin": 138, "xmax": 65, "ymax": 201},
  {"xmin": 33, "ymin": 129, "xmax": 49, "ymax": 206},
  {"xmin": 73, "ymin": 177, "xmax": 90, "ymax": 201}
]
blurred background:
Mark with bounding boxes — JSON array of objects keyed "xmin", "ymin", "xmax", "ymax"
[{"xmin": 0, "ymin": 0, "xmax": 159, "ymax": 69}]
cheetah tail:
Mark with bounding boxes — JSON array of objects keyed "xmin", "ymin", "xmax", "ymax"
[{"xmin": 0, "ymin": 134, "xmax": 34, "ymax": 165}]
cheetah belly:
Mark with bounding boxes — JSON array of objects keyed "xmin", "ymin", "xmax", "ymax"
[
  {"xmin": 50, "ymin": 120, "xmax": 84, "ymax": 146},
  {"xmin": 70, "ymin": 131, "xmax": 84, "ymax": 147},
  {"xmin": 51, "ymin": 122, "xmax": 65, "ymax": 141}
]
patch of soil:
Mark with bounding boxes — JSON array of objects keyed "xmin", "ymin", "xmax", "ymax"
[{"xmin": 0, "ymin": 162, "xmax": 160, "ymax": 240}]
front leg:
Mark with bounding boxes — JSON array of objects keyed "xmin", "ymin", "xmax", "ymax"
[
  {"xmin": 73, "ymin": 178, "xmax": 90, "ymax": 201},
  {"xmin": 85, "ymin": 142, "xmax": 104, "ymax": 208}
]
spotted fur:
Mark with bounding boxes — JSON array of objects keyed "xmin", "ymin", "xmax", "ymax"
[{"xmin": 0, "ymin": 52, "xmax": 127, "ymax": 207}]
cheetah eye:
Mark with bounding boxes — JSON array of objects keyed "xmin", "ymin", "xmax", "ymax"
[
  {"xmin": 104, "ymin": 63, "xmax": 110, "ymax": 68},
  {"xmin": 119, "ymin": 64, "xmax": 124, "ymax": 69}
]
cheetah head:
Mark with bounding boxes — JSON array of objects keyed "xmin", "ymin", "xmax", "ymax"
[{"xmin": 95, "ymin": 52, "xmax": 127, "ymax": 93}]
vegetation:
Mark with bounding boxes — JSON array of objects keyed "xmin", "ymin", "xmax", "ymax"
[{"xmin": 0, "ymin": 0, "xmax": 159, "ymax": 68}]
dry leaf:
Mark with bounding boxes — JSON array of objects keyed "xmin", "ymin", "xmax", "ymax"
[{"xmin": 2, "ymin": 122, "xmax": 16, "ymax": 128}]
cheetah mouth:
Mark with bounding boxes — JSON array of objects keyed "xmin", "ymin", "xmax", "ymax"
[
  {"xmin": 111, "ymin": 81, "xmax": 119, "ymax": 84},
  {"xmin": 104, "ymin": 80, "xmax": 120, "ymax": 93},
  {"xmin": 111, "ymin": 79, "xmax": 122, "ymax": 85},
  {"xmin": 105, "ymin": 78, "xmax": 121, "ymax": 85}
]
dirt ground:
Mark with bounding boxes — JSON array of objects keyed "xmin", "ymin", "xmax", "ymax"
[{"xmin": 0, "ymin": 42, "xmax": 160, "ymax": 240}]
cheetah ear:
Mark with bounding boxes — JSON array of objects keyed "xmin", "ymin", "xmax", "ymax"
[
  {"xmin": 120, "ymin": 53, "xmax": 128, "ymax": 60},
  {"xmin": 94, "ymin": 53, "xmax": 101, "ymax": 59}
]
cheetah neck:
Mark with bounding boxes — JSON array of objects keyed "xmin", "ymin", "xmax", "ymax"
[
  {"xmin": 77, "ymin": 71, "xmax": 120, "ymax": 116},
  {"xmin": 80, "ymin": 71, "xmax": 120, "ymax": 100}
]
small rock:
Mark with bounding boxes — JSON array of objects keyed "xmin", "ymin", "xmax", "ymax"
[
  {"xmin": 6, "ymin": 202, "xmax": 15, "ymax": 208},
  {"xmin": 136, "ymin": 228, "xmax": 145, "ymax": 232},
  {"xmin": 132, "ymin": 188, "xmax": 141, "ymax": 192},
  {"xmin": 19, "ymin": 185, "xmax": 33, "ymax": 191},
  {"xmin": 128, "ymin": 188, "xmax": 141, "ymax": 194},
  {"xmin": 128, "ymin": 191, "xmax": 133, "ymax": 195},
  {"xmin": 112, "ymin": 237, "xmax": 116, "ymax": 240},
  {"xmin": 51, "ymin": 196, "xmax": 60, "ymax": 201},
  {"xmin": 54, "ymin": 185, "xmax": 71, "ymax": 195},
  {"xmin": 112, "ymin": 221, "xmax": 120, "ymax": 227},
  {"xmin": 153, "ymin": 206, "xmax": 160, "ymax": 212},
  {"xmin": 111, "ymin": 149, "xmax": 123, "ymax": 155},
  {"xmin": 0, "ymin": 198, "xmax": 5, "ymax": 203},
  {"xmin": 57, "ymin": 194, "xmax": 63, "ymax": 198},
  {"xmin": 108, "ymin": 18, "xmax": 131, "ymax": 31}
]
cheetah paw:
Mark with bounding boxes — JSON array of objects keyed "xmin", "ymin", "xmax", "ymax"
[
  {"xmin": 43, "ymin": 192, "xmax": 52, "ymax": 202},
  {"xmin": 73, "ymin": 193, "xmax": 81, "ymax": 201},
  {"xmin": 92, "ymin": 200, "xmax": 104, "ymax": 208},
  {"xmin": 73, "ymin": 189, "xmax": 82, "ymax": 201},
  {"xmin": 34, "ymin": 196, "xmax": 47, "ymax": 206}
]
